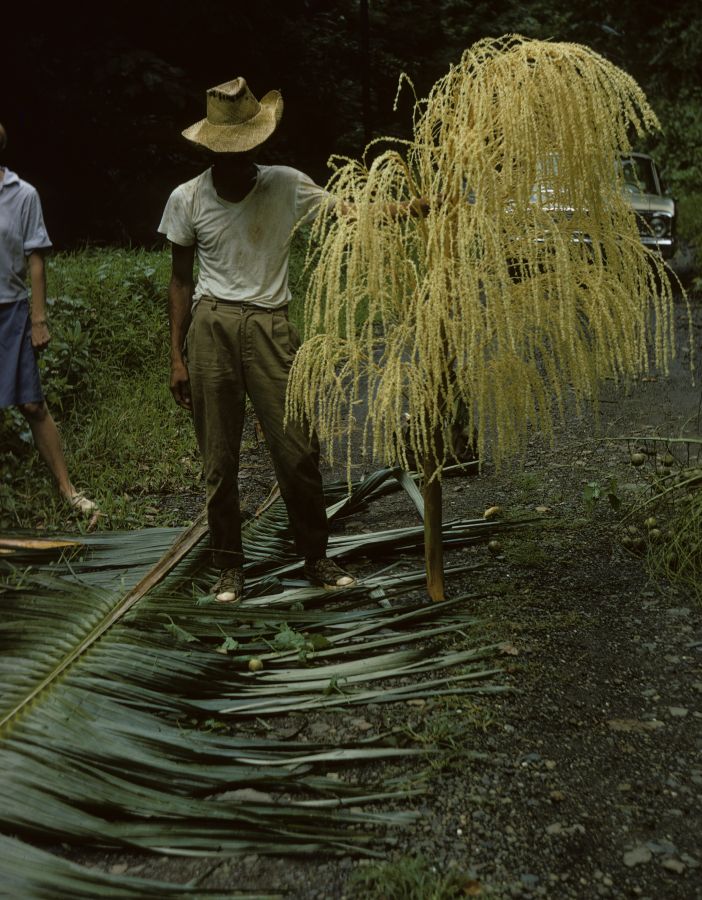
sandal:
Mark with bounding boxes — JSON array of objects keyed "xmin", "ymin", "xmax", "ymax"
[{"xmin": 66, "ymin": 491, "xmax": 99, "ymax": 515}]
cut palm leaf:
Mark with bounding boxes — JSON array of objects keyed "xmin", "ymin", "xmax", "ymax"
[{"xmin": 1, "ymin": 466, "xmax": 529, "ymax": 890}]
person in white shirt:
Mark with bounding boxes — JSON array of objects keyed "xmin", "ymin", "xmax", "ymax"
[
  {"xmin": 0, "ymin": 123, "xmax": 97, "ymax": 516},
  {"xmin": 158, "ymin": 78, "xmax": 355, "ymax": 603}
]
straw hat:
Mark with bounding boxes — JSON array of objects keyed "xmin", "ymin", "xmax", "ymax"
[{"xmin": 182, "ymin": 78, "xmax": 283, "ymax": 153}]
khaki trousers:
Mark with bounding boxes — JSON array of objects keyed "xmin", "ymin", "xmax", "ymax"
[{"xmin": 186, "ymin": 297, "xmax": 328, "ymax": 569}]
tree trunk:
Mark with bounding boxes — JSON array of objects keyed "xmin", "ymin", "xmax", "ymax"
[{"xmin": 422, "ymin": 470, "xmax": 445, "ymax": 601}]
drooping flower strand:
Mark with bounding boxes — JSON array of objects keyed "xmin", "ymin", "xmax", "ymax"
[{"xmin": 287, "ymin": 35, "xmax": 679, "ymax": 483}]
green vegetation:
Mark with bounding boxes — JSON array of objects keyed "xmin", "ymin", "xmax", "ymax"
[
  {"xmin": 650, "ymin": 89, "xmax": 702, "ymax": 255},
  {"xmin": 350, "ymin": 854, "xmax": 481, "ymax": 900},
  {"xmin": 649, "ymin": 489, "xmax": 702, "ymax": 604},
  {"xmin": 582, "ymin": 478, "xmax": 621, "ymax": 517},
  {"xmin": 620, "ymin": 437, "xmax": 702, "ymax": 605},
  {"xmin": 0, "ymin": 239, "xmax": 311, "ymax": 531},
  {"xmin": 402, "ymin": 697, "xmax": 495, "ymax": 778}
]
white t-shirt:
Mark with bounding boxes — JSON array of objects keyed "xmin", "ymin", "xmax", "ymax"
[{"xmin": 158, "ymin": 165, "xmax": 330, "ymax": 309}]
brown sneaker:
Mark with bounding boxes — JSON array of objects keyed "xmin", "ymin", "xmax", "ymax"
[
  {"xmin": 304, "ymin": 557, "xmax": 356, "ymax": 590},
  {"xmin": 212, "ymin": 567, "xmax": 244, "ymax": 604}
]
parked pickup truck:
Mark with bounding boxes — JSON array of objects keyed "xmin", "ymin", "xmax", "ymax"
[{"xmin": 619, "ymin": 153, "xmax": 675, "ymax": 259}]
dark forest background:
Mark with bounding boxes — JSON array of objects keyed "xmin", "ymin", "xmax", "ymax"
[{"xmin": 2, "ymin": 0, "xmax": 701, "ymax": 249}]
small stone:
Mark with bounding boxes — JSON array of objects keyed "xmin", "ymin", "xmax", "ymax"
[
  {"xmin": 668, "ymin": 707, "xmax": 688, "ymax": 717},
  {"xmin": 550, "ymin": 790, "xmax": 566, "ymax": 802},
  {"xmin": 623, "ymin": 846, "xmax": 652, "ymax": 867},
  {"xmin": 109, "ymin": 864, "xmax": 128, "ymax": 875},
  {"xmin": 545, "ymin": 759, "xmax": 557, "ymax": 770},
  {"xmin": 647, "ymin": 840, "xmax": 677, "ymax": 855},
  {"xmin": 406, "ymin": 699, "xmax": 426, "ymax": 708},
  {"xmin": 661, "ymin": 859, "xmax": 686, "ymax": 874},
  {"xmin": 546, "ymin": 822, "xmax": 564, "ymax": 836},
  {"xmin": 608, "ymin": 718, "xmax": 664, "ymax": 733},
  {"xmin": 308, "ymin": 721, "xmax": 330, "ymax": 738},
  {"xmin": 349, "ymin": 717, "xmax": 374, "ymax": 731}
]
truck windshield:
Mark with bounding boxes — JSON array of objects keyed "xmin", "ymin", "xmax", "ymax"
[{"xmin": 619, "ymin": 157, "xmax": 658, "ymax": 195}]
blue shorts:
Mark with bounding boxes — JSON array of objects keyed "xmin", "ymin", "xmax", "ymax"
[{"xmin": 0, "ymin": 300, "xmax": 44, "ymax": 408}]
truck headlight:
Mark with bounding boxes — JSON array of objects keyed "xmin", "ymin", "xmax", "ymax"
[{"xmin": 650, "ymin": 215, "xmax": 671, "ymax": 238}]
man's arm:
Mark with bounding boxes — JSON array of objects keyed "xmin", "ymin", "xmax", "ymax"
[
  {"xmin": 28, "ymin": 250, "xmax": 50, "ymax": 351},
  {"xmin": 168, "ymin": 242, "xmax": 195, "ymax": 410},
  {"xmin": 336, "ymin": 197, "xmax": 430, "ymax": 219}
]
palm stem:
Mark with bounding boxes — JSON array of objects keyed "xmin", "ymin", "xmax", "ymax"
[{"xmin": 422, "ymin": 464, "xmax": 445, "ymax": 601}]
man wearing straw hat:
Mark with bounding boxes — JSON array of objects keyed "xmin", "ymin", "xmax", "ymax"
[{"xmin": 159, "ymin": 78, "xmax": 355, "ymax": 604}]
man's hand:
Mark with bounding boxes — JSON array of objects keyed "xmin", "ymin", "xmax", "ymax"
[
  {"xmin": 408, "ymin": 197, "xmax": 431, "ymax": 218},
  {"xmin": 31, "ymin": 320, "xmax": 50, "ymax": 352},
  {"xmin": 170, "ymin": 360, "xmax": 192, "ymax": 410},
  {"xmin": 167, "ymin": 242, "xmax": 195, "ymax": 411}
]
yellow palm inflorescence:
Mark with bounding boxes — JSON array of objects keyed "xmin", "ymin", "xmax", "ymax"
[{"xmin": 286, "ymin": 35, "xmax": 677, "ymax": 481}]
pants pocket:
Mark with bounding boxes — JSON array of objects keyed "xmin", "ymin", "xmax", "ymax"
[{"xmin": 272, "ymin": 311, "xmax": 300, "ymax": 359}]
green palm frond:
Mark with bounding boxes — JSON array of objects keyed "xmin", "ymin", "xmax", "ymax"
[
  {"xmin": 0, "ymin": 834, "xmax": 281, "ymax": 899},
  {"xmin": 1, "ymin": 468, "xmax": 528, "ymax": 893}
]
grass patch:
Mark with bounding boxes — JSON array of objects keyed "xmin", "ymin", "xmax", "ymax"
[
  {"xmin": 0, "ymin": 237, "xmax": 313, "ymax": 530},
  {"xmin": 644, "ymin": 469, "xmax": 702, "ymax": 607},
  {"xmin": 398, "ymin": 697, "xmax": 496, "ymax": 784},
  {"xmin": 510, "ymin": 471, "xmax": 543, "ymax": 500},
  {"xmin": 350, "ymin": 854, "xmax": 482, "ymax": 900}
]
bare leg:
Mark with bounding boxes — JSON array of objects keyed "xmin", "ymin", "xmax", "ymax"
[{"xmin": 18, "ymin": 401, "xmax": 75, "ymax": 498}]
